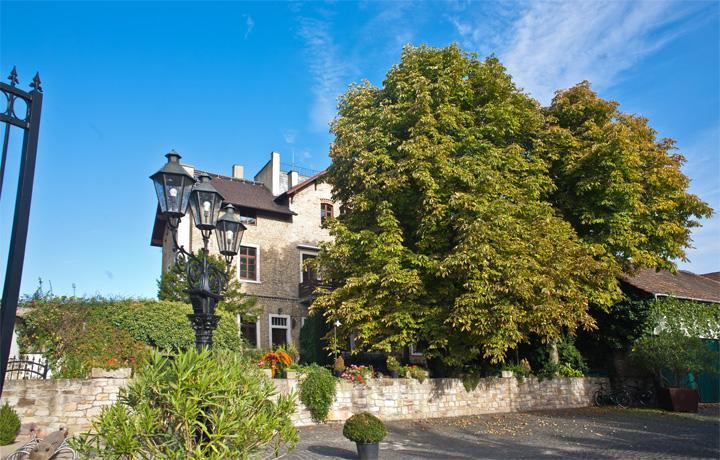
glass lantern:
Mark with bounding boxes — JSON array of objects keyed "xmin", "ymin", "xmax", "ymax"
[
  {"xmin": 215, "ymin": 204, "xmax": 246, "ymax": 256},
  {"xmin": 149, "ymin": 151, "xmax": 195, "ymax": 218},
  {"xmin": 189, "ymin": 173, "xmax": 224, "ymax": 231}
]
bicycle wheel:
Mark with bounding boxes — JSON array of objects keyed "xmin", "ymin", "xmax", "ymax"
[
  {"xmin": 613, "ymin": 390, "xmax": 631, "ymax": 408},
  {"xmin": 593, "ymin": 389, "xmax": 604, "ymax": 407}
]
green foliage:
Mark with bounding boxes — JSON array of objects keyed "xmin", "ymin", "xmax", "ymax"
[
  {"xmin": 17, "ymin": 296, "xmax": 243, "ymax": 377},
  {"xmin": 386, "ymin": 356, "xmax": 403, "ymax": 374},
  {"xmin": 630, "ymin": 332, "xmax": 718, "ymax": 388},
  {"xmin": 313, "ymin": 44, "xmax": 625, "ymax": 366},
  {"xmin": 542, "ymin": 82, "xmax": 712, "ymax": 273},
  {"xmin": 647, "ymin": 297, "xmax": 720, "ymax": 339},
  {"xmin": 533, "ymin": 335, "xmax": 588, "ymax": 379},
  {"xmin": 157, "ymin": 254, "xmax": 258, "ymax": 318},
  {"xmin": 0, "ymin": 403, "xmax": 20, "ymax": 446},
  {"xmin": 299, "ymin": 364, "xmax": 337, "ymax": 423},
  {"xmin": 299, "ymin": 314, "xmax": 332, "ymax": 365},
  {"xmin": 72, "ymin": 348, "xmax": 298, "ymax": 459},
  {"xmin": 461, "ymin": 372, "xmax": 482, "ymax": 392},
  {"xmin": 342, "ymin": 413, "xmax": 387, "ymax": 444},
  {"xmin": 404, "ymin": 366, "xmax": 428, "ymax": 383},
  {"xmin": 501, "ymin": 362, "xmax": 531, "ymax": 381}
]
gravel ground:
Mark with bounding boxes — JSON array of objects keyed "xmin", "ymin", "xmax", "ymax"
[{"xmin": 285, "ymin": 405, "xmax": 720, "ymax": 459}]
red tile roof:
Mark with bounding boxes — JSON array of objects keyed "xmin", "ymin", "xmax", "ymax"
[
  {"xmin": 621, "ymin": 268, "xmax": 720, "ymax": 303},
  {"xmin": 702, "ymin": 272, "xmax": 720, "ymax": 283}
]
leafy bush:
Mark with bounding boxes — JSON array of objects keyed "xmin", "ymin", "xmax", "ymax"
[
  {"xmin": 17, "ymin": 296, "xmax": 243, "ymax": 377},
  {"xmin": 72, "ymin": 348, "xmax": 297, "ymax": 459},
  {"xmin": 630, "ymin": 332, "xmax": 718, "ymax": 388},
  {"xmin": 299, "ymin": 364, "xmax": 337, "ymax": 423},
  {"xmin": 343, "ymin": 413, "xmax": 387, "ymax": 444},
  {"xmin": 0, "ymin": 403, "xmax": 20, "ymax": 445},
  {"xmin": 501, "ymin": 361, "xmax": 532, "ymax": 381},
  {"xmin": 404, "ymin": 365, "xmax": 428, "ymax": 383},
  {"xmin": 299, "ymin": 314, "xmax": 332, "ymax": 365},
  {"xmin": 386, "ymin": 356, "xmax": 403, "ymax": 375},
  {"xmin": 462, "ymin": 372, "xmax": 482, "ymax": 392}
]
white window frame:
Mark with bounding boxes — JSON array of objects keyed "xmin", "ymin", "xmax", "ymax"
[
  {"xmin": 299, "ymin": 249, "xmax": 319, "ymax": 283},
  {"xmin": 409, "ymin": 344, "xmax": 424, "ymax": 356},
  {"xmin": 236, "ymin": 314, "xmax": 261, "ymax": 349},
  {"xmin": 268, "ymin": 314, "xmax": 291, "ymax": 348},
  {"xmin": 237, "ymin": 243, "xmax": 261, "ymax": 284}
]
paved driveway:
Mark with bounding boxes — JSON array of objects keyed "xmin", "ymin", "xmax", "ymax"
[{"xmin": 287, "ymin": 406, "xmax": 719, "ymax": 459}]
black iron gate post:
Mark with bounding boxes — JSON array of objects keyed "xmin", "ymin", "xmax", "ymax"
[{"xmin": 0, "ymin": 67, "xmax": 43, "ymax": 396}]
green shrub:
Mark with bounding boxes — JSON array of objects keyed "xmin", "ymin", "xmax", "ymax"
[
  {"xmin": 72, "ymin": 348, "xmax": 297, "ymax": 459},
  {"xmin": 630, "ymin": 332, "xmax": 718, "ymax": 388},
  {"xmin": 17, "ymin": 297, "xmax": 243, "ymax": 377},
  {"xmin": 386, "ymin": 356, "xmax": 402, "ymax": 374},
  {"xmin": 299, "ymin": 314, "xmax": 331, "ymax": 365},
  {"xmin": 461, "ymin": 372, "xmax": 482, "ymax": 392},
  {"xmin": 299, "ymin": 364, "xmax": 337, "ymax": 423},
  {"xmin": 343, "ymin": 412, "xmax": 387, "ymax": 444},
  {"xmin": 0, "ymin": 402, "xmax": 20, "ymax": 445}
]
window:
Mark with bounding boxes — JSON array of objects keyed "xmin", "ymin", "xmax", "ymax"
[
  {"xmin": 409, "ymin": 342, "xmax": 427, "ymax": 356},
  {"xmin": 321, "ymin": 202, "xmax": 333, "ymax": 223},
  {"xmin": 239, "ymin": 208, "xmax": 257, "ymax": 226},
  {"xmin": 238, "ymin": 245, "xmax": 258, "ymax": 281},
  {"xmin": 241, "ymin": 321, "xmax": 259, "ymax": 348},
  {"xmin": 269, "ymin": 314, "xmax": 290, "ymax": 348},
  {"xmin": 301, "ymin": 253, "xmax": 318, "ymax": 283}
]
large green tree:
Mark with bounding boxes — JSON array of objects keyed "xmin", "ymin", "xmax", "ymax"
[
  {"xmin": 542, "ymin": 82, "xmax": 712, "ymax": 272},
  {"xmin": 313, "ymin": 45, "xmax": 711, "ymax": 366},
  {"xmin": 313, "ymin": 45, "xmax": 623, "ymax": 365}
]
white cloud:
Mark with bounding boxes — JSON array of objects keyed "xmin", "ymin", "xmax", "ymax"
[
  {"xmin": 283, "ymin": 129, "xmax": 297, "ymax": 145},
  {"xmin": 452, "ymin": 1, "xmax": 701, "ymax": 103},
  {"xmin": 244, "ymin": 15, "xmax": 254, "ymax": 39},
  {"xmin": 297, "ymin": 16, "xmax": 351, "ymax": 131}
]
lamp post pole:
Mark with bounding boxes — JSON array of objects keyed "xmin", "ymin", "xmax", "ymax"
[{"xmin": 151, "ymin": 152, "xmax": 246, "ymax": 349}]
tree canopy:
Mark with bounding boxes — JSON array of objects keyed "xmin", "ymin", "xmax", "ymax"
[{"xmin": 312, "ymin": 45, "xmax": 711, "ymax": 366}]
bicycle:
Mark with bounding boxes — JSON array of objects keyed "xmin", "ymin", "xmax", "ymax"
[
  {"xmin": 593, "ymin": 381, "xmax": 631, "ymax": 408},
  {"xmin": 624, "ymin": 383, "xmax": 656, "ymax": 407}
]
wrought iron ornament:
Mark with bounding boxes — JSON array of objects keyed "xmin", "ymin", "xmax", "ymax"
[
  {"xmin": 152, "ymin": 152, "xmax": 246, "ymax": 349},
  {"xmin": 0, "ymin": 67, "xmax": 44, "ymax": 397}
]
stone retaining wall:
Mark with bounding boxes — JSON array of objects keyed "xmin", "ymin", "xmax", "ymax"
[
  {"xmin": 1, "ymin": 374, "xmax": 605, "ymax": 433},
  {"xmin": 0, "ymin": 371, "xmax": 130, "ymax": 434},
  {"xmin": 276, "ymin": 376, "xmax": 605, "ymax": 426}
]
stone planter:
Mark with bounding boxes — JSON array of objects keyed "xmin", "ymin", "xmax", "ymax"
[
  {"xmin": 286, "ymin": 371, "xmax": 299, "ymax": 380},
  {"xmin": 90, "ymin": 367, "xmax": 131, "ymax": 379},
  {"xmin": 501, "ymin": 370, "xmax": 514, "ymax": 378},
  {"xmin": 262, "ymin": 368, "xmax": 273, "ymax": 379},
  {"xmin": 356, "ymin": 442, "xmax": 379, "ymax": 460},
  {"xmin": 658, "ymin": 387, "xmax": 699, "ymax": 412}
]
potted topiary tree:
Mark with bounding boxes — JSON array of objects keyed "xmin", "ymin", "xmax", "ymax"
[
  {"xmin": 343, "ymin": 412, "xmax": 387, "ymax": 460},
  {"xmin": 631, "ymin": 331, "xmax": 717, "ymax": 412}
]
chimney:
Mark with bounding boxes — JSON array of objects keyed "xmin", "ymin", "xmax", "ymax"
[
  {"xmin": 253, "ymin": 151, "xmax": 281, "ymax": 195},
  {"xmin": 232, "ymin": 164, "xmax": 244, "ymax": 180},
  {"xmin": 288, "ymin": 171, "xmax": 299, "ymax": 188}
]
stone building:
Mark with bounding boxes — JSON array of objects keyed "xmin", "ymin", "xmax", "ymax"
[{"xmin": 150, "ymin": 151, "xmax": 334, "ymax": 349}]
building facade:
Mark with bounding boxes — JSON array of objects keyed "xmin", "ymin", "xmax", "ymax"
[{"xmin": 151, "ymin": 151, "xmax": 334, "ymax": 349}]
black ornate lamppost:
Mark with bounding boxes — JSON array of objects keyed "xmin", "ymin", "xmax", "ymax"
[{"xmin": 150, "ymin": 151, "xmax": 246, "ymax": 349}]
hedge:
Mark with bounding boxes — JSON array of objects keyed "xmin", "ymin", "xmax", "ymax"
[{"xmin": 17, "ymin": 296, "xmax": 243, "ymax": 377}]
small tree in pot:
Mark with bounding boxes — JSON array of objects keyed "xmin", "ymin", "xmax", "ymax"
[
  {"xmin": 631, "ymin": 331, "xmax": 717, "ymax": 412},
  {"xmin": 343, "ymin": 412, "xmax": 387, "ymax": 460}
]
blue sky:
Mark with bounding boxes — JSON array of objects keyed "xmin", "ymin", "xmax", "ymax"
[{"xmin": 1, "ymin": 1, "xmax": 718, "ymax": 298}]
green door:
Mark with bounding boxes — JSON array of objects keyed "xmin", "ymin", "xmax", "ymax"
[{"xmin": 697, "ymin": 339, "xmax": 719, "ymax": 403}]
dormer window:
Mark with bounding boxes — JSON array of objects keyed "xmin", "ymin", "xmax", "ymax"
[
  {"xmin": 321, "ymin": 202, "xmax": 333, "ymax": 224},
  {"xmin": 239, "ymin": 207, "xmax": 257, "ymax": 226}
]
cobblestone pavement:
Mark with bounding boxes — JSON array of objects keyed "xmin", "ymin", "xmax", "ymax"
[{"xmin": 285, "ymin": 405, "xmax": 719, "ymax": 459}]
